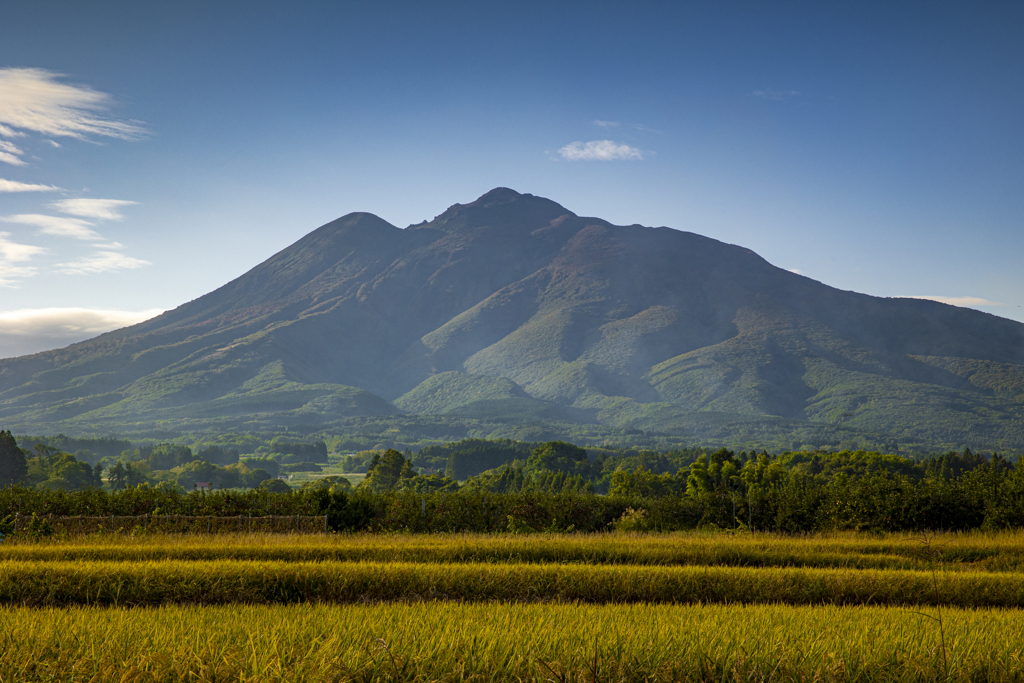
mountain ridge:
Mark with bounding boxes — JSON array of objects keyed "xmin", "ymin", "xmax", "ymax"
[{"xmin": 2, "ymin": 188, "xmax": 1023, "ymax": 451}]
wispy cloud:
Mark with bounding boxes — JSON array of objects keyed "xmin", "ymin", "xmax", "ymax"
[
  {"xmin": 0, "ymin": 178, "xmax": 62, "ymax": 192},
  {"xmin": 903, "ymin": 295, "xmax": 1004, "ymax": 307},
  {"xmin": 0, "ymin": 139, "xmax": 26, "ymax": 165},
  {"xmin": 0, "ymin": 231, "xmax": 45, "ymax": 287},
  {"xmin": 594, "ymin": 119, "xmax": 620, "ymax": 128},
  {"xmin": 788, "ymin": 268, "xmax": 803, "ymax": 275},
  {"xmin": 751, "ymin": 88, "xmax": 801, "ymax": 101},
  {"xmin": 0, "ymin": 307, "xmax": 163, "ymax": 357},
  {"xmin": 558, "ymin": 140, "xmax": 644, "ymax": 161},
  {"xmin": 1, "ymin": 213, "xmax": 101, "ymax": 240},
  {"xmin": 51, "ymin": 198, "xmax": 138, "ymax": 220},
  {"xmin": 56, "ymin": 250, "xmax": 149, "ymax": 274},
  {"xmin": 0, "ymin": 231, "xmax": 45, "ymax": 263},
  {"xmin": 0, "ymin": 262, "xmax": 37, "ymax": 288},
  {"xmin": 633, "ymin": 124, "xmax": 663, "ymax": 134},
  {"xmin": 0, "ymin": 68, "xmax": 147, "ymax": 141}
]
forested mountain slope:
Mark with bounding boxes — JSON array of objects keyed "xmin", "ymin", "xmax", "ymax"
[{"xmin": 2, "ymin": 188, "xmax": 1023, "ymax": 449}]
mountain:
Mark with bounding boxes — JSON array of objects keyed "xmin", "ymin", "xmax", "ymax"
[{"xmin": 2, "ymin": 187, "xmax": 1024, "ymax": 451}]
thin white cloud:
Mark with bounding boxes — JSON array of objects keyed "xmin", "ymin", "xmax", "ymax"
[
  {"xmin": 0, "ymin": 231, "xmax": 45, "ymax": 287},
  {"xmin": 594, "ymin": 119, "xmax": 620, "ymax": 128},
  {"xmin": 0, "ymin": 67, "xmax": 147, "ymax": 141},
  {"xmin": 903, "ymin": 295, "xmax": 1004, "ymax": 307},
  {"xmin": 0, "ymin": 139, "xmax": 25, "ymax": 165},
  {"xmin": 0, "ymin": 178, "xmax": 62, "ymax": 192},
  {"xmin": 1, "ymin": 213, "xmax": 101, "ymax": 240},
  {"xmin": 0, "ymin": 263, "xmax": 37, "ymax": 288},
  {"xmin": 45, "ymin": 140, "xmax": 61, "ymax": 148},
  {"xmin": 558, "ymin": 140, "xmax": 644, "ymax": 161},
  {"xmin": 788, "ymin": 268, "xmax": 803, "ymax": 275},
  {"xmin": 0, "ymin": 231, "xmax": 45, "ymax": 262},
  {"xmin": 633, "ymin": 124, "xmax": 663, "ymax": 134},
  {"xmin": 56, "ymin": 250, "xmax": 149, "ymax": 274},
  {"xmin": 51, "ymin": 198, "xmax": 138, "ymax": 220},
  {"xmin": 92, "ymin": 241, "xmax": 125, "ymax": 250},
  {"xmin": 751, "ymin": 89, "xmax": 801, "ymax": 101}
]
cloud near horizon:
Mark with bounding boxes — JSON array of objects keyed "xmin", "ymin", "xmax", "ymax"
[
  {"xmin": 0, "ymin": 68, "xmax": 147, "ymax": 141},
  {"xmin": 0, "ymin": 178, "xmax": 62, "ymax": 192},
  {"xmin": 558, "ymin": 140, "xmax": 644, "ymax": 161},
  {"xmin": 0, "ymin": 307, "xmax": 163, "ymax": 358},
  {"xmin": 903, "ymin": 295, "xmax": 1004, "ymax": 307}
]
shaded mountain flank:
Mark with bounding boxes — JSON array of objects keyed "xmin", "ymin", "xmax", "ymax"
[{"xmin": 2, "ymin": 188, "xmax": 1023, "ymax": 450}]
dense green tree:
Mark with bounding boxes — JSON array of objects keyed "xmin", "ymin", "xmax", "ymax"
[
  {"xmin": 32, "ymin": 450, "xmax": 101, "ymax": 491},
  {"xmin": 259, "ymin": 479, "xmax": 292, "ymax": 493},
  {"xmin": 0, "ymin": 430, "xmax": 28, "ymax": 486},
  {"xmin": 363, "ymin": 449, "xmax": 420, "ymax": 492},
  {"xmin": 244, "ymin": 468, "xmax": 272, "ymax": 488},
  {"xmin": 526, "ymin": 441, "xmax": 592, "ymax": 478}
]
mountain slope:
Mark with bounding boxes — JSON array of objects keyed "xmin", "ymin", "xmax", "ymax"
[{"xmin": 2, "ymin": 188, "xmax": 1023, "ymax": 449}]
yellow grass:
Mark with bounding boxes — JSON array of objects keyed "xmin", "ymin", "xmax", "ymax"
[
  {"xmin": 2, "ymin": 601, "xmax": 1022, "ymax": 682},
  {"xmin": 4, "ymin": 529, "xmax": 1023, "ymax": 572},
  {"xmin": 3, "ymin": 557, "xmax": 1024, "ymax": 607}
]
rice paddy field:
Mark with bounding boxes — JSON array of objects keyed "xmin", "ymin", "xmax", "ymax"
[{"xmin": 4, "ymin": 531, "xmax": 1024, "ymax": 681}]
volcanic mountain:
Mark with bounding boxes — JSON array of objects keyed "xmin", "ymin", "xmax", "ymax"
[{"xmin": 2, "ymin": 188, "xmax": 1023, "ymax": 450}]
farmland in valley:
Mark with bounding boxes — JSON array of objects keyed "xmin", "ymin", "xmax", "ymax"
[{"xmin": 3, "ymin": 531, "xmax": 1024, "ymax": 681}]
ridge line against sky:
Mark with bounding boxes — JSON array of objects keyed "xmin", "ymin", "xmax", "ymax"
[{"xmin": 0, "ymin": 1, "xmax": 1021, "ymax": 358}]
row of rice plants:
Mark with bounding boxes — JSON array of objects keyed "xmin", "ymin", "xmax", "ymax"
[
  {"xmin": 2, "ymin": 601, "xmax": 1022, "ymax": 682},
  {"xmin": 4, "ymin": 530, "xmax": 1019, "ymax": 572},
  {"xmin": 2, "ymin": 559, "xmax": 1023, "ymax": 607}
]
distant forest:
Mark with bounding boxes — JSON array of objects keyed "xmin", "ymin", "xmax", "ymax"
[{"xmin": 2, "ymin": 428, "xmax": 1023, "ymax": 533}]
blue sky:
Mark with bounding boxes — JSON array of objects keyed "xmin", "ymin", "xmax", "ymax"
[{"xmin": 0, "ymin": 1, "xmax": 1021, "ymax": 357}]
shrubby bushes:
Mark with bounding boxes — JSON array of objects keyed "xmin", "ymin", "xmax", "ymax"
[
  {"xmin": 5, "ymin": 430, "xmax": 1024, "ymax": 534},
  {"xmin": 4, "ymin": 456, "xmax": 1024, "ymax": 533}
]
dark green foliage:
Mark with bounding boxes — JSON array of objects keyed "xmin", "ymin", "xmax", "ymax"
[
  {"xmin": 526, "ymin": 441, "xmax": 592, "ymax": 478},
  {"xmin": 259, "ymin": 479, "xmax": 292, "ymax": 493},
  {"xmin": 279, "ymin": 462, "xmax": 322, "ymax": 473},
  {"xmin": 0, "ymin": 430, "xmax": 28, "ymax": 486},
  {"xmin": 195, "ymin": 445, "xmax": 240, "ymax": 466},
  {"xmin": 362, "ymin": 449, "xmax": 412, "ymax": 492},
  {"xmin": 240, "ymin": 457, "xmax": 280, "ymax": 477},
  {"xmin": 0, "ymin": 484, "xmax": 324, "ymax": 518},
  {"xmin": 266, "ymin": 440, "xmax": 328, "ymax": 463},
  {"xmin": 176, "ymin": 460, "xmax": 240, "ymax": 490},
  {"xmin": 4, "ymin": 453, "xmax": 1024, "ymax": 533},
  {"xmin": 363, "ymin": 448, "xmax": 458, "ymax": 493},
  {"xmin": 106, "ymin": 462, "xmax": 148, "ymax": 490},
  {"xmin": 243, "ymin": 469, "xmax": 271, "ymax": 488},
  {"xmin": 25, "ymin": 444, "xmax": 102, "ymax": 491},
  {"xmin": 14, "ymin": 434, "xmax": 131, "ymax": 465},
  {"xmin": 414, "ymin": 438, "xmax": 534, "ymax": 478},
  {"xmin": 300, "ymin": 476, "xmax": 352, "ymax": 492},
  {"xmin": 132, "ymin": 444, "xmax": 194, "ymax": 471}
]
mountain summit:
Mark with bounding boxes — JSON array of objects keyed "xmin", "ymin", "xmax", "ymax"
[{"xmin": 2, "ymin": 188, "xmax": 1023, "ymax": 449}]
